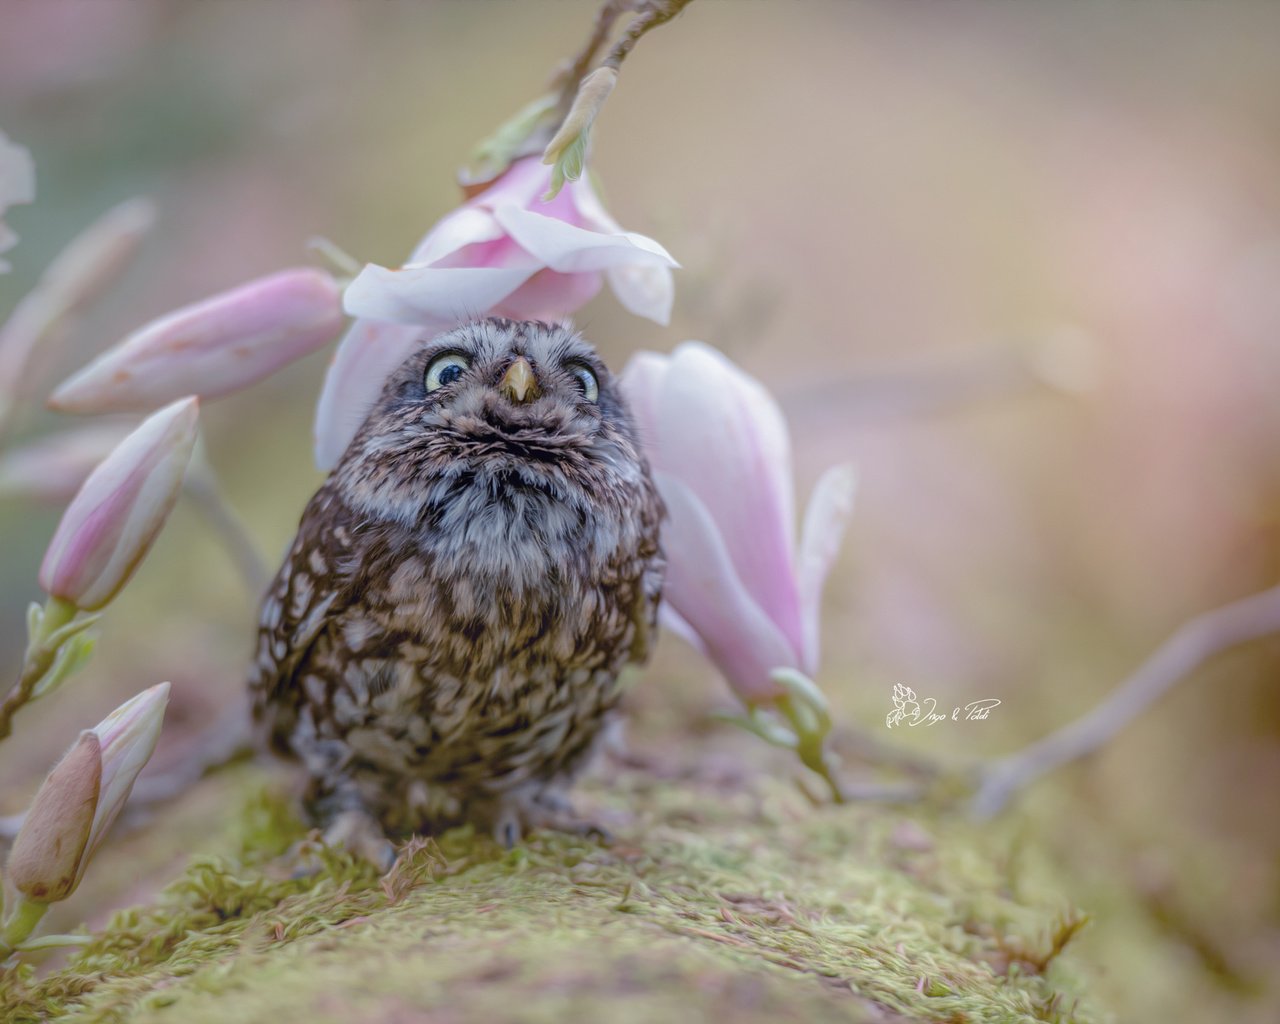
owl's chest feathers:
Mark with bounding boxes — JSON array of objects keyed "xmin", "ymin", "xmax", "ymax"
[{"xmin": 338, "ymin": 473, "xmax": 645, "ymax": 700}]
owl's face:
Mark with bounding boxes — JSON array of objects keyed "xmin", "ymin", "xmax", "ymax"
[{"xmin": 333, "ymin": 318, "xmax": 648, "ymax": 531}]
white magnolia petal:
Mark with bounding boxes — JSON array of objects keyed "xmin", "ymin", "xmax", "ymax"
[
  {"xmin": 797, "ymin": 463, "xmax": 857, "ymax": 674},
  {"xmin": 656, "ymin": 472, "xmax": 799, "ymax": 703},
  {"xmin": 493, "ymin": 204, "xmax": 678, "ymax": 274},
  {"xmin": 407, "ymin": 206, "xmax": 504, "ymax": 267},
  {"xmin": 314, "ymin": 318, "xmax": 428, "ymax": 470},
  {"xmin": 566, "ymin": 175, "xmax": 622, "ymax": 234},
  {"xmin": 654, "ymin": 342, "xmax": 804, "ymax": 657},
  {"xmin": 342, "ymin": 262, "xmax": 539, "ymax": 325},
  {"xmin": 82, "ymin": 682, "xmax": 168, "ymax": 877},
  {"xmin": 607, "ymin": 263, "xmax": 674, "ymax": 325}
]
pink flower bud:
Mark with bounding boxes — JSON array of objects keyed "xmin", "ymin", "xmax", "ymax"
[
  {"xmin": 0, "ymin": 130, "xmax": 35, "ymax": 273},
  {"xmin": 83, "ymin": 682, "xmax": 169, "ymax": 874},
  {"xmin": 5, "ymin": 732, "xmax": 100, "ymax": 903},
  {"xmin": 5, "ymin": 683, "xmax": 168, "ymax": 903},
  {"xmin": 621, "ymin": 343, "xmax": 856, "ymax": 705},
  {"xmin": 39, "ymin": 398, "xmax": 198, "ymax": 610},
  {"xmin": 0, "ymin": 422, "xmax": 136, "ymax": 503},
  {"xmin": 0, "ymin": 198, "xmax": 154, "ymax": 420},
  {"xmin": 48, "ymin": 268, "xmax": 344, "ymax": 414}
]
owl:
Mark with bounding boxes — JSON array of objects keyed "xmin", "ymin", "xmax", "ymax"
[{"xmin": 249, "ymin": 318, "xmax": 665, "ymax": 867}]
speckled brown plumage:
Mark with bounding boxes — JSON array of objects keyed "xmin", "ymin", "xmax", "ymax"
[{"xmin": 249, "ymin": 319, "xmax": 664, "ymax": 863}]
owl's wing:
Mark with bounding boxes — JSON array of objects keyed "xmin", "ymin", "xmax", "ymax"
[
  {"xmin": 626, "ymin": 492, "xmax": 666, "ymax": 665},
  {"xmin": 249, "ymin": 486, "xmax": 364, "ymax": 747}
]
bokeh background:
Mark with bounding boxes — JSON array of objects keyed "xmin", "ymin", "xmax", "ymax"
[{"xmin": 2, "ymin": 1, "xmax": 1279, "ymax": 1021}]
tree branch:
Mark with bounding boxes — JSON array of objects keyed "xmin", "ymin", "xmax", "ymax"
[{"xmin": 970, "ymin": 583, "xmax": 1280, "ymax": 817}]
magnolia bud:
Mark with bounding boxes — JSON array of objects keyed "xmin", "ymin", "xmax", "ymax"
[
  {"xmin": 0, "ymin": 422, "xmax": 136, "ymax": 503},
  {"xmin": 0, "ymin": 130, "xmax": 35, "ymax": 273},
  {"xmin": 39, "ymin": 398, "xmax": 198, "ymax": 610},
  {"xmin": 49, "ymin": 268, "xmax": 344, "ymax": 414},
  {"xmin": 5, "ymin": 732, "xmax": 100, "ymax": 903},
  {"xmin": 5, "ymin": 683, "xmax": 168, "ymax": 905}
]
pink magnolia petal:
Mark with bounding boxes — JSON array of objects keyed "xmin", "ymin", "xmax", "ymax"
[
  {"xmin": 473, "ymin": 155, "xmax": 555, "ymax": 211},
  {"xmin": 566, "ymin": 175, "xmax": 621, "ymax": 234},
  {"xmin": 342, "ymin": 262, "xmax": 539, "ymax": 325},
  {"xmin": 656, "ymin": 472, "xmax": 799, "ymax": 704},
  {"xmin": 618, "ymin": 350, "xmax": 670, "ymax": 451},
  {"xmin": 797, "ymin": 464, "xmax": 857, "ymax": 674},
  {"xmin": 0, "ymin": 421, "xmax": 137, "ymax": 502},
  {"xmin": 653, "ymin": 342, "xmax": 804, "ymax": 659},
  {"xmin": 657, "ymin": 602, "xmax": 708, "ymax": 658},
  {"xmin": 607, "ymin": 263, "xmax": 674, "ymax": 325},
  {"xmin": 492, "ymin": 203, "xmax": 677, "ymax": 274},
  {"xmin": 496, "ymin": 267, "xmax": 602, "ymax": 321},
  {"xmin": 314, "ymin": 319, "xmax": 428, "ymax": 470},
  {"xmin": 84, "ymin": 681, "xmax": 168, "ymax": 874},
  {"xmin": 408, "ymin": 206, "xmax": 505, "ymax": 267}
]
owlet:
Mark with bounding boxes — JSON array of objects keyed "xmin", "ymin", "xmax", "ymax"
[{"xmin": 249, "ymin": 318, "xmax": 665, "ymax": 866}]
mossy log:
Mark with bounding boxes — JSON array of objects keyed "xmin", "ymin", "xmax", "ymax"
[{"xmin": 1, "ymin": 760, "xmax": 1098, "ymax": 1024}]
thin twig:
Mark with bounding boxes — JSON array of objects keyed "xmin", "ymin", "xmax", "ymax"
[
  {"xmin": 970, "ymin": 583, "xmax": 1280, "ymax": 817},
  {"xmin": 602, "ymin": 0, "xmax": 696, "ymax": 71},
  {"xmin": 183, "ymin": 459, "xmax": 270, "ymax": 597},
  {"xmin": 0, "ymin": 646, "xmax": 56, "ymax": 743},
  {"xmin": 553, "ymin": 0, "xmax": 633, "ymax": 119}
]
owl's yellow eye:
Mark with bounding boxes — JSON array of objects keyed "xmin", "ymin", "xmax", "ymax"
[
  {"xmin": 566, "ymin": 363, "xmax": 599, "ymax": 403},
  {"xmin": 425, "ymin": 352, "xmax": 471, "ymax": 392}
]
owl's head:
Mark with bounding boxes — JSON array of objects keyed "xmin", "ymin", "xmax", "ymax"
[{"xmin": 333, "ymin": 318, "xmax": 649, "ymax": 528}]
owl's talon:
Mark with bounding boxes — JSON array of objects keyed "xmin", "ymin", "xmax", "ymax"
[
  {"xmin": 494, "ymin": 792, "xmax": 611, "ymax": 845},
  {"xmin": 324, "ymin": 809, "xmax": 397, "ymax": 872},
  {"xmin": 493, "ymin": 812, "xmax": 523, "ymax": 849}
]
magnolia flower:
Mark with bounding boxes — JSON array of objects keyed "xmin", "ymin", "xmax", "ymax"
[
  {"xmin": 0, "ymin": 421, "xmax": 137, "ymax": 502},
  {"xmin": 314, "ymin": 156, "xmax": 677, "ymax": 469},
  {"xmin": 621, "ymin": 342, "xmax": 857, "ymax": 705},
  {"xmin": 5, "ymin": 683, "xmax": 168, "ymax": 905},
  {"xmin": 39, "ymin": 397, "xmax": 199, "ymax": 610},
  {"xmin": 49, "ymin": 268, "xmax": 344, "ymax": 414},
  {"xmin": 0, "ymin": 130, "xmax": 35, "ymax": 272}
]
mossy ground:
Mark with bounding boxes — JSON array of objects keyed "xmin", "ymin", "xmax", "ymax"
[{"xmin": 1, "ymin": 754, "xmax": 1099, "ymax": 1024}]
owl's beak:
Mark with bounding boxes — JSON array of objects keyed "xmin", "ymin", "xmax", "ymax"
[{"xmin": 500, "ymin": 357, "xmax": 541, "ymax": 404}]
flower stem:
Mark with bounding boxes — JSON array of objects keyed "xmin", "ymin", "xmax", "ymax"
[
  {"xmin": 0, "ymin": 897, "xmax": 49, "ymax": 955},
  {"xmin": 0, "ymin": 597, "xmax": 77, "ymax": 742},
  {"xmin": 777, "ymin": 694, "xmax": 845, "ymax": 805},
  {"xmin": 183, "ymin": 456, "xmax": 270, "ymax": 596}
]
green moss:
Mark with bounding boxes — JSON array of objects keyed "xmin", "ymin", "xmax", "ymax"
[{"xmin": 1, "ymin": 770, "xmax": 1102, "ymax": 1024}]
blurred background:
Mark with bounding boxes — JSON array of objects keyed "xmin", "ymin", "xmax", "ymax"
[{"xmin": 2, "ymin": 1, "xmax": 1279, "ymax": 1021}]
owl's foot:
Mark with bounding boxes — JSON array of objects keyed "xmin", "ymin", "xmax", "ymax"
[
  {"xmin": 322, "ymin": 808, "xmax": 397, "ymax": 872},
  {"xmin": 490, "ymin": 790, "xmax": 611, "ymax": 849}
]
